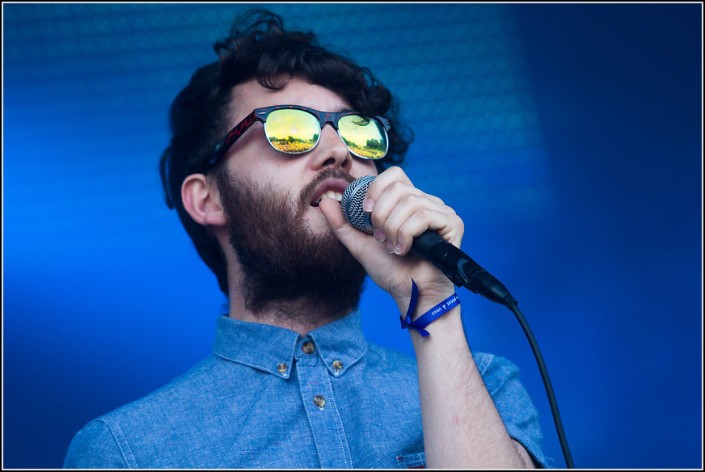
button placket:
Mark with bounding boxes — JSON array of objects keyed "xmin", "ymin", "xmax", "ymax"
[{"xmin": 294, "ymin": 339, "xmax": 353, "ymax": 467}]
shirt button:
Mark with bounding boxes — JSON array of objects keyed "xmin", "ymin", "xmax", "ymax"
[
  {"xmin": 302, "ymin": 341, "xmax": 315, "ymax": 354},
  {"xmin": 313, "ymin": 395, "xmax": 326, "ymax": 410},
  {"xmin": 332, "ymin": 360, "xmax": 343, "ymax": 374},
  {"xmin": 277, "ymin": 362, "xmax": 288, "ymax": 375}
]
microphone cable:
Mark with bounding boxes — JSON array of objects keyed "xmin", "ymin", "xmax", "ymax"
[{"xmin": 501, "ymin": 297, "xmax": 575, "ymax": 469}]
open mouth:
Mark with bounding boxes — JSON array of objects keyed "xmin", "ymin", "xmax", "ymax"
[
  {"xmin": 308, "ymin": 178, "xmax": 350, "ymax": 207},
  {"xmin": 311, "ymin": 190, "xmax": 343, "ymax": 207}
]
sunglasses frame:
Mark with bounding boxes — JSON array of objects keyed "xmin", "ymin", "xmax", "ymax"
[{"xmin": 206, "ymin": 104, "xmax": 391, "ymax": 170}]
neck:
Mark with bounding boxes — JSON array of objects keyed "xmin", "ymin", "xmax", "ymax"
[{"xmin": 227, "ymin": 290, "xmax": 353, "ymax": 335}]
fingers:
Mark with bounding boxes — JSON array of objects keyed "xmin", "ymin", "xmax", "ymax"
[{"xmin": 365, "ymin": 167, "xmax": 464, "ymax": 256}]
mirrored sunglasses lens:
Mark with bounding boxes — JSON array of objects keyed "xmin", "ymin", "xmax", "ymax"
[
  {"xmin": 264, "ymin": 109, "xmax": 320, "ymax": 154},
  {"xmin": 338, "ymin": 115, "xmax": 388, "ymax": 159}
]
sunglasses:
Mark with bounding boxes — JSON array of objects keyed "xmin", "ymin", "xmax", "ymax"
[{"xmin": 206, "ymin": 104, "xmax": 391, "ymax": 170}]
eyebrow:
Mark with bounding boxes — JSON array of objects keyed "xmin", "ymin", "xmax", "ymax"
[{"xmin": 333, "ymin": 105, "xmax": 356, "ymax": 113}]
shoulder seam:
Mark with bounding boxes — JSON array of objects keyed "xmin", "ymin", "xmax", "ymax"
[{"xmin": 95, "ymin": 418, "xmax": 139, "ymax": 468}]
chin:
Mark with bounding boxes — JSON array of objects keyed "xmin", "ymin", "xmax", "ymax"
[{"xmin": 304, "ymin": 209, "xmax": 334, "ymax": 233}]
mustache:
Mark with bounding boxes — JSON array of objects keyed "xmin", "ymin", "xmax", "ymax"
[{"xmin": 298, "ymin": 168, "xmax": 355, "ymax": 210}]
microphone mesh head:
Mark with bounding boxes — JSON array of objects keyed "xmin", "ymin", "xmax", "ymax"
[{"xmin": 342, "ymin": 175, "xmax": 375, "ymax": 234}]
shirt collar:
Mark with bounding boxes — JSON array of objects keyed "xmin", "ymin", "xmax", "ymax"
[{"xmin": 213, "ymin": 310, "xmax": 368, "ymax": 379}]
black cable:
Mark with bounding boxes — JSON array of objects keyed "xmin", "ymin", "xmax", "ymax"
[{"xmin": 503, "ymin": 297, "xmax": 575, "ymax": 468}]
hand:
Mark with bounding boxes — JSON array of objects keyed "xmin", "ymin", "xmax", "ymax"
[{"xmin": 319, "ymin": 166, "xmax": 465, "ymax": 316}]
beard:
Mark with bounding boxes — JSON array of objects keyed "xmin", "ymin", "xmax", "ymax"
[{"xmin": 217, "ymin": 168, "xmax": 367, "ymax": 325}]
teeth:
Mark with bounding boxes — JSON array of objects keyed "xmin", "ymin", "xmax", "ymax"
[{"xmin": 316, "ymin": 190, "xmax": 343, "ymax": 204}]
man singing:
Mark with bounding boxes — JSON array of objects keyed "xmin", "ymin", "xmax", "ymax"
[{"xmin": 64, "ymin": 9, "xmax": 546, "ymax": 468}]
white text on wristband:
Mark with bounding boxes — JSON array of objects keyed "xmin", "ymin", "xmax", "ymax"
[{"xmin": 400, "ymin": 279, "xmax": 461, "ymax": 337}]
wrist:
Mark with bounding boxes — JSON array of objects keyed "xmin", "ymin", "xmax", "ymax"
[
  {"xmin": 395, "ymin": 285, "xmax": 456, "ymax": 321},
  {"xmin": 409, "ymin": 294, "xmax": 458, "ymax": 321},
  {"xmin": 398, "ymin": 279, "xmax": 461, "ymax": 337}
]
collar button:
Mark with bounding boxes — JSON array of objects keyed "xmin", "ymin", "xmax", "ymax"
[{"xmin": 302, "ymin": 341, "xmax": 315, "ymax": 354}]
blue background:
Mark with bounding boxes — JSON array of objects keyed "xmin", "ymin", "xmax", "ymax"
[{"xmin": 3, "ymin": 3, "xmax": 702, "ymax": 469}]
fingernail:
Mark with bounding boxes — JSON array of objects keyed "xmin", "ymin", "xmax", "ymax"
[
  {"xmin": 385, "ymin": 241, "xmax": 395, "ymax": 254},
  {"xmin": 394, "ymin": 242, "xmax": 402, "ymax": 255},
  {"xmin": 373, "ymin": 228, "xmax": 386, "ymax": 242},
  {"xmin": 363, "ymin": 198, "xmax": 375, "ymax": 212}
]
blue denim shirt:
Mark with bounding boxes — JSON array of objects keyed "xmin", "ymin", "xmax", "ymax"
[{"xmin": 64, "ymin": 311, "xmax": 547, "ymax": 468}]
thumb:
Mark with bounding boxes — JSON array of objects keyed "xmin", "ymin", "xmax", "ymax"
[{"xmin": 319, "ymin": 197, "xmax": 377, "ymax": 260}]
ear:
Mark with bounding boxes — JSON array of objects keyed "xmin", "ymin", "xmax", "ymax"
[{"xmin": 181, "ymin": 173, "xmax": 227, "ymax": 227}]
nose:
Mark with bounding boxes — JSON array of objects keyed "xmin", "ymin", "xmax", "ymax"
[{"xmin": 308, "ymin": 123, "xmax": 352, "ymax": 172}]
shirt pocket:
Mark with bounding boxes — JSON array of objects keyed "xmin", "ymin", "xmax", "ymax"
[{"xmin": 395, "ymin": 451, "xmax": 426, "ymax": 468}]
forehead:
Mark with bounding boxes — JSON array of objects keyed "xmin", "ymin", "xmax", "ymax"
[{"xmin": 229, "ymin": 77, "xmax": 351, "ymax": 124}]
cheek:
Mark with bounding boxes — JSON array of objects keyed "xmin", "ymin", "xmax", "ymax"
[
  {"xmin": 227, "ymin": 145, "xmax": 289, "ymax": 181},
  {"xmin": 353, "ymin": 159, "xmax": 379, "ymax": 177},
  {"xmin": 227, "ymin": 154, "xmax": 301, "ymax": 196}
]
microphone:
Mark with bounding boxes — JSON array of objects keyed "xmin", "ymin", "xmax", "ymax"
[{"xmin": 342, "ymin": 175, "xmax": 517, "ymax": 307}]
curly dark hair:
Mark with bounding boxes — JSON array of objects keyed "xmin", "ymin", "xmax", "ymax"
[{"xmin": 159, "ymin": 8, "xmax": 413, "ymax": 296}]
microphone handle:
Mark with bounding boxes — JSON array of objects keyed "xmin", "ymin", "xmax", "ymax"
[{"xmin": 411, "ymin": 231, "xmax": 516, "ymax": 307}]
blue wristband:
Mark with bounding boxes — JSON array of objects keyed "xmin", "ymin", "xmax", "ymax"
[{"xmin": 400, "ymin": 279, "xmax": 461, "ymax": 337}]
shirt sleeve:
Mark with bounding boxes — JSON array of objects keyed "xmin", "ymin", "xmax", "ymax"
[
  {"xmin": 63, "ymin": 419, "xmax": 133, "ymax": 469},
  {"xmin": 475, "ymin": 352, "xmax": 550, "ymax": 468}
]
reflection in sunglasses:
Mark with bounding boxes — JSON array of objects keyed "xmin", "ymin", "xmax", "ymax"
[
  {"xmin": 264, "ymin": 109, "xmax": 387, "ymax": 158},
  {"xmin": 269, "ymin": 135, "xmax": 319, "ymax": 153}
]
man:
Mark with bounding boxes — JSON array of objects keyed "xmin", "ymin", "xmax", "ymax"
[{"xmin": 64, "ymin": 9, "xmax": 547, "ymax": 468}]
